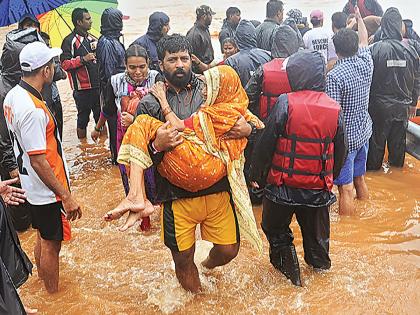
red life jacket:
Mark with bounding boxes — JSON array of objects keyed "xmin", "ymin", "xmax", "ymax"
[
  {"xmin": 259, "ymin": 58, "xmax": 292, "ymax": 119},
  {"xmin": 266, "ymin": 91, "xmax": 340, "ymax": 191},
  {"xmin": 348, "ymin": 0, "xmax": 374, "ymax": 18}
]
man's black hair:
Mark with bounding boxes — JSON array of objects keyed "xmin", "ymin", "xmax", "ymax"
[
  {"xmin": 266, "ymin": 0, "xmax": 284, "ymax": 19},
  {"xmin": 333, "ymin": 28, "xmax": 359, "ymax": 58},
  {"xmin": 72, "ymin": 8, "xmax": 89, "ymax": 27},
  {"xmin": 22, "ymin": 58, "xmax": 54, "ymax": 77},
  {"xmin": 332, "ymin": 12, "xmax": 348, "ymax": 30},
  {"xmin": 311, "ymin": 18, "xmax": 322, "ymax": 27},
  {"xmin": 157, "ymin": 34, "xmax": 192, "ymax": 61},
  {"xmin": 226, "ymin": 7, "xmax": 241, "ymax": 19}
]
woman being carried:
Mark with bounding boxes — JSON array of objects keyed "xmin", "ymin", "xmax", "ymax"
[{"xmin": 105, "ymin": 66, "xmax": 264, "ymax": 251}]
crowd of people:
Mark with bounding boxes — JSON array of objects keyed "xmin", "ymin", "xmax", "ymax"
[{"xmin": 0, "ymin": 0, "xmax": 419, "ymax": 313}]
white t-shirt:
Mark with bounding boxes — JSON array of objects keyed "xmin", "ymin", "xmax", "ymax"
[
  {"xmin": 3, "ymin": 83, "xmax": 70, "ymax": 205},
  {"xmin": 303, "ymin": 27, "xmax": 337, "ymax": 63}
]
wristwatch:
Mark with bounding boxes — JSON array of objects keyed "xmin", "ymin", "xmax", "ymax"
[{"xmin": 248, "ymin": 121, "xmax": 257, "ymax": 136}]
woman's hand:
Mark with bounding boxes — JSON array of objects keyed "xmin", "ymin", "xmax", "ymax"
[
  {"xmin": 150, "ymin": 82, "xmax": 168, "ymax": 106},
  {"xmin": 121, "ymin": 112, "xmax": 134, "ymax": 127},
  {"xmin": 0, "ymin": 178, "xmax": 26, "ymax": 206}
]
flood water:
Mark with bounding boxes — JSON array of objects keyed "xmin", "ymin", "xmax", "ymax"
[{"xmin": 1, "ymin": 0, "xmax": 420, "ymax": 314}]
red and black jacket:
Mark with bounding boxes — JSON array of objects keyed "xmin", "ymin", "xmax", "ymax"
[
  {"xmin": 250, "ymin": 50, "xmax": 348, "ymax": 207},
  {"xmin": 60, "ymin": 31, "xmax": 99, "ymax": 91}
]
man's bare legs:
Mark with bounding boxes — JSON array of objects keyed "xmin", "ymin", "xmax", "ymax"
[
  {"xmin": 171, "ymin": 245, "xmax": 201, "ymax": 293},
  {"xmin": 354, "ymin": 175, "xmax": 369, "ymax": 200},
  {"xmin": 171, "ymin": 242, "xmax": 240, "ymax": 293},
  {"xmin": 34, "ymin": 232, "xmax": 62, "ymax": 293},
  {"xmin": 338, "ymin": 184, "xmax": 354, "ymax": 216},
  {"xmin": 201, "ymin": 243, "xmax": 240, "ymax": 269},
  {"xmin": 338, "ymin": 176, "xmax": 369, "ymax": 216}
]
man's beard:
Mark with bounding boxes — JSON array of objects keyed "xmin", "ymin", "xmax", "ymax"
[{"xmin": 163, "ymin": 68, "xmax": 192, "ymax": 89}]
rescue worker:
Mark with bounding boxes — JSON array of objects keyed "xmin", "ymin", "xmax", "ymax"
[
  {"xmin": 131, "ymin": 11, "xmax": 170, "ymax": 72},
  {"xmin": 246, "ymin": 25, "xmax": 299, "ymax": 119},
  {"xmin": 225, "ymin": 19, "xmax": 271, "ymax": 87},
  {"xmin": 256, "ymin": 0, "xmax": 284, "ymax": 51},
  {"xmin": 250, "ymin": 50, "xmax": 348, "ymax": 286},
  {"xmin": 343, "ymin": 0, "xmax": 383, "ymax": 18},
  {"xmin": 367, "ymin": 7, "xmax": 420, "ymax": 170}
]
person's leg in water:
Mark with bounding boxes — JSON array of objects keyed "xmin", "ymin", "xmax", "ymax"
[
  {"xmin": 261, "ymin": 197, "xmax": 302, "ymax": 286},
  {"xmin": 34, "ymin": 232, "xmax": 42, "ymax": 279},
  {"xmin": 353, "ymin": 143, "xmax": 369, "ymax": 200},
  {"xmin": 171, "ymin": 245, "xmax": 201, "ymax": 293},
  {"xmin": 201, "ymin": 243, "xmax": 240, "ymax": 269},
  {"xmin": 39, "ymin": 237, "xmax": 62, "ymax": 293}
]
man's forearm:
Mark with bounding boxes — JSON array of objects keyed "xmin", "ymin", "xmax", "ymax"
[{"xmin": 30, "ymin": 155, "xmax": 70, "ymax": 200}]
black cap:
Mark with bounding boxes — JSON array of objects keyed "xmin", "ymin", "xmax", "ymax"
[{"xmin": 196, "ymin": 5, "xmax": 216, "ymax": 18}]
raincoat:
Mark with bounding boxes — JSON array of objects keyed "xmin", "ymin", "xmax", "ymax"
[
  {"xmin": 186, "ymin": 21, "xmax": 214, "ymax": 74},
  {"xmin": 131, "ymin": 12, "xmax": 170, "ymax": 72},
  {"xmin": 225, "ymin": 20, "xmax": 271, "ymax": 87},
  {"xmin": 250, "ymin": 50, "xmax": 347, "ymax": 207},
  {"xmin": 368, "ymin": 8, "xmax": 420, "ymax": 169},
  {"xmin": 97, "ymin": 8, "xmax": 126, "ymax": 164}
]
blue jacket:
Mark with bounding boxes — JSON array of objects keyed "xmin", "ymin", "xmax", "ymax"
[
  {"xmin": 226, "ymin": 20, "xmax": 271, "ymax": 86},
  {"xmin": 131, "ymin": 12, "xmax": 170, "ymax": 72},
  {"xmin": 97, "ymin": 8, "xmax": 126, "ymax": 87}
]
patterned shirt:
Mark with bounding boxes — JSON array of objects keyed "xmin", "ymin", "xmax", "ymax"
[{"xmin": 326, "ymin": 47, "xmax": 374, "ymax": 152}]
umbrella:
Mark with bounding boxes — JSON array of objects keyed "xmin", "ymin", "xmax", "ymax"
[
  {"xmin": 0, "ymin": 0, "xmax": 70, "ymax": 27},
  {"xmin": 37, "ymin": 0, "xmax": 118, "ymax": 48}
]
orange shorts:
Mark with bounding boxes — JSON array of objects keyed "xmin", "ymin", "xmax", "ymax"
[{"xmin": 160, "ymin": 192, "xmax": 239, "ymax": 252}]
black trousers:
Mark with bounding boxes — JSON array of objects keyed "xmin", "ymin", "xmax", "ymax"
[
  {"xmin": 367, "ymin": 117, "xmax": 408, "ymax": 170},
  {"xmin": 261, "ymin": 197, "xmax": 331, "ymax": 269}
]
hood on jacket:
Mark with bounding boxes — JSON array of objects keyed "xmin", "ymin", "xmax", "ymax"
[
  {"xmin": 380, "ymin": 7, "xmax": 403, "ymax": 40},
  {"xmin": 101, "ymin": 8, "xmax": 123, "ymax": 37},
  {"xmin": 147, "ymin": 12, "xmax": 170, "ymax": 42},
  {"xmin": 271, "ymin": 25, "xmax": 299, "ymax": 58},
  {"xmin": 287, "ymin": 50, "xmax": 326, "ymax": 92},
  {"xmin": 1, "ymin": 28, "xmax": 42, "ymax": 83},
  {"xmin": 18, "ymin": 13, "xmax": 40, "ymax": 29},
  {"xmin": 234, "ymin": 19, "xmax": 257, "ymax": 50}
]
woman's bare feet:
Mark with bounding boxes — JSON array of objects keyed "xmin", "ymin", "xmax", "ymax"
[
  {"xmin": 104, "ymin": 196, "xmax": 145, "ymax": 221},
  {"xmin": 119, "ymin": 200, "xmax": 158, "ymax": 231},
  {"xmin": 24, "ymin": 305, "xmax": 38, "ymax": 314}
]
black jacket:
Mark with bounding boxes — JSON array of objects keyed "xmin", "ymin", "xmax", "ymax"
[
  {"xmin": 131, "ymin": 12, "xmax": 170, "ymax": 72},
  {"xmin": 225, "ymin": 20, "xmax": 271, "ymax": 87},
  {"xmin": 256, "ymin": 18, "xmax": 280, "ymax": 51},
  {"xmin": 370, "ymin": 8, "xmax": 420, "ymax": 121},
  {"xmin": 250, "ymin": 50, "xmax": 348, "ymax": 207},
  {"xmin": 186, "ymin": 22, "xmax": 214, "ymax": 74},
  {"xmin": 245, "ymin": 25, "xmax": 300, "ymax": 116},
  {"xmin": 135, "ymin": 74, "xmax": 230, "ymax": 203},
  {"xmin": 219, "ymin": 19, "xmax": 236, "ymax": 52}
]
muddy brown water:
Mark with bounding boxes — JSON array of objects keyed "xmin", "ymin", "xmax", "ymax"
[{"xmin": 1, "ymin": 0, "xmax": 419, "ymax": 314}]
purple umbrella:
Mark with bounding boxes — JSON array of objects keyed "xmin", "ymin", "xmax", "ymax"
[{"xmin": 0, "ymin": 0, "xmax": 70, "ymax": 27}]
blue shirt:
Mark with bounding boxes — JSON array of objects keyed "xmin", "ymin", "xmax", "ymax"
[{"xmin": 326, "ymin": 47, "xmax": 374, "ymax": 152}]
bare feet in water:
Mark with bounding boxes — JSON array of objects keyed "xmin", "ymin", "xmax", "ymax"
[
  {"xmin": 104, "ymin": 196, "xmax": 145, "ymax": 221},
  {"xmin": 119, "ymin": 200, "xmax": 157, "ymax": 231}
]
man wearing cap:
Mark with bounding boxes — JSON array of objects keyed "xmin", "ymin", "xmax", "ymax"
[
  {"xmin": 303, "ymin": 10, "xmax": 337, "ymax": 66},
  {"xmin": 186, "ymin": 5, "xmax": 215, "ymax": 74},
  {"xmin": 3, "ymin": 42, "xmax": 82, "ymax": 293}
]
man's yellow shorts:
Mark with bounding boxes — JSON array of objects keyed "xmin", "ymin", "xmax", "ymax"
[{"xmin": 161, "ymin": 191, "xmax": 240, "ymax": 252}]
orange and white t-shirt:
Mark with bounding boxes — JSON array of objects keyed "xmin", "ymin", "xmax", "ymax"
[{"xmin": 3, "ymin": 81, "xmax": 70, "ymax": 206}]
